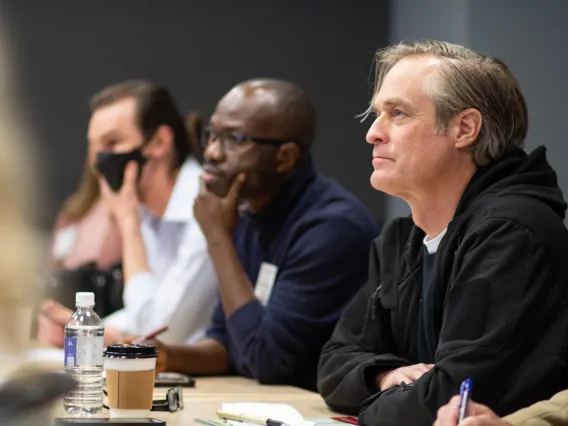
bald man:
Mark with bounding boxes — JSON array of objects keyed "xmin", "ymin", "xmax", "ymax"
[{"xmin": 148, "ymin": 78, "xmax": 378, "ymax": 390}]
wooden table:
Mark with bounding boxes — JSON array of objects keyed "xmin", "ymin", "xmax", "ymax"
[{"xmin": 52, "ymin": 376, "xmax": 336, "ymax": 425}]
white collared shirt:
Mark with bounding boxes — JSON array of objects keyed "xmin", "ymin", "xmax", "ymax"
[{"xmin": 104, "ymin": 158, "xmax": 218, "ymax": 345}]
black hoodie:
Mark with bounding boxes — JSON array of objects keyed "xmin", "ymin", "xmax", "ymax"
[{"xmin": 317, "ymin": 147, "xmax": 568, "ymax": 426}]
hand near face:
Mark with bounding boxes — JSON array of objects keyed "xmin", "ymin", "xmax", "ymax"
[
  {"xmin": 100, "ymin": 161, "xmax": 140, "ymax": 230},
  {"xmin": 434, "ymin": 395, "xmax": 509, "ymax": 426},
  {"xmin": 36, "ymin": 299, "xmax": 73, "ymax": 348},
  {"xmin": 376, "ymin": 363, "xmax": 434, "ymax": 391},
  {"xmin": 194, "ymin": 172, "xmax": 246, "ymax": 241}
]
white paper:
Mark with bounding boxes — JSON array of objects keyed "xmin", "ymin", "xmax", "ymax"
[{"xmin": 221, "ymin": 402, "xmax": 314, "ymax": 426}]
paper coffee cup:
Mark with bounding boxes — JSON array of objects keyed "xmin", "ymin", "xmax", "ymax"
[{"xmin": 103, "ymin": 344, "xmax": 158, "ymax": 419}]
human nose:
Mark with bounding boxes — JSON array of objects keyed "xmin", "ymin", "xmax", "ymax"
[
  {"xmin": 366, "ymin": 116, "xmax": 389, "ymax": 145},
  {"xmin": 203, "ymin": 136, "xmax": 225, "ymax": 162}
]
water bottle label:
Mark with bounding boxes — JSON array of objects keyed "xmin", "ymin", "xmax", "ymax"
[
  {"xmin": 64, "ymin": 334, "xmax": 103, "ymax": 367},
  {"xmin": 64, "ymin": 336, "xmax": 77, "ymax": 367}
]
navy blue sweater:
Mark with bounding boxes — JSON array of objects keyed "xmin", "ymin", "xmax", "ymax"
[{"xmin": 206, "ymin": 157, "xmax": 379, "ymax": 390}]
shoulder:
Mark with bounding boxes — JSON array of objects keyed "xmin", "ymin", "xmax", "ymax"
[{"xmin": 464, "ymin": 192, "xmax": 568, "ymax": 252}]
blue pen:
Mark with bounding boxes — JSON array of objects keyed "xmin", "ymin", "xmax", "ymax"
[{"xmin": 458, "ymin": 378, "xmax": 473, "ymax": 424}]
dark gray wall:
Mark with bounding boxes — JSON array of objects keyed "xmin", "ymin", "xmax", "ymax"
[
  {"xmin": 3, "ymin": 0, "xmax": 389, "ymax": 229},
  {"xmin": 469, "ymin": 0, "xmax": 568, "ymax": 214}
]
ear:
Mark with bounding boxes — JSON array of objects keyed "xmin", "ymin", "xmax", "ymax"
[
  {"xmin": 145, "ymin": 125, "xmax": 174, "ymax": 159},
  {"xmin": 451, "ymin": 108, "xmax": 483, "ymax": 149},
  {"xmin": 275, "ymin": 142, "xmax": 300, "ymax": 174}
]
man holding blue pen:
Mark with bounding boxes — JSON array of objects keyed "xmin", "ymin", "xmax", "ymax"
[
  {"xmin": 318, "ymin": 40, "xmax": 568, "ymax": 425},
  {"xmin": 435, "ymin": 394, "xmax": 509, "ymax": 426},
  {"xmin": 436, "ymin": 387, "xmax": 568, "ymax": 425}
]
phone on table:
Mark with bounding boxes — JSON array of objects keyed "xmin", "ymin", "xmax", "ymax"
[{"xmin": 154, "ymin": 372, "xmax": 195, "ymax": 387}]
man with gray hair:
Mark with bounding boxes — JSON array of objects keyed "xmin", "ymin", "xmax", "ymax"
[{"xmin": 317, "ymin": 40, "xmax": 568, "ymax": 425}]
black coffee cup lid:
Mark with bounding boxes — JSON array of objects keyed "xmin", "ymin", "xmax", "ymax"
[{"xmin": 103, "ymin": 344, "xmax": 158, "ymax": 359}]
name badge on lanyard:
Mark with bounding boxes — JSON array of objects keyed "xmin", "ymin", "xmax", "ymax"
[{"xmin": 254, "ymin": 262, "xmax": 278, "ymax": 306}]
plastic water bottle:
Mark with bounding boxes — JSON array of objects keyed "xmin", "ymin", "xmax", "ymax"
[{"xmin": 63, "ymin": 292, "xmax": 105, "ymax": 415}]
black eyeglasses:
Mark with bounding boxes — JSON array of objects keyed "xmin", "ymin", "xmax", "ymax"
[
  {"xmin": 103, "ymin": 385, "xmax": 184, "ymax": 413},
  {"xmin": 201, "ymin": 128, "xmax": 289, "ymax": 151},
  {"xmin": 151, "ymin": 385, "xmax": 184, "ymax": 412}
]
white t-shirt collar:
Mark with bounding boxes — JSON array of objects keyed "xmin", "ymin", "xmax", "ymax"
[{"xmin": 423, "ymin": 228, "xmax": 448, "ymax": 254}]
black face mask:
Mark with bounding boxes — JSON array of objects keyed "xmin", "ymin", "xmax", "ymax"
[{"xmin": 95, "ymin": 147, "xmax": 147, "ymax": 192}]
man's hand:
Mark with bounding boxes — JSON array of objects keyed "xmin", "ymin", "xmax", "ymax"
[
  {"xmin": 434, "ymin": 395, "xmax": 509, "ymax": 426},
  {"xmin": 194, "ymin": 173, "xmax": 245, "ymax": 242},
  {"xmin": 376, "ymin": 363, "xmax": 434, "ymax": 391},
  {"xmin": 100, "ymin": 161, "xmax": 140, "ymax": 231},
  {"xmin": 36, "ymin": 299, "xmax": 73, "ymax": 348},
  {"xmin": 154, "ymin": 340, "xmax": 168, "ymax": 373},
  {"xmin": 38, "ymin": 299, "xmax": 123, "ymax": 347},
  {"xmin": 124, "ymin": 336, "xmax": 168, "ymax": 374}
]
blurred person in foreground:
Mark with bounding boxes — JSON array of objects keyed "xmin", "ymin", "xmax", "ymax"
[
  {"xmin": 317, "ymin": 40, "xmax": 568, "ymax": 425},
  {"xmin": 138, "ymin": 78, "xmax": 378, "ymax": 390},
  {"xmin": 37, "ymin": 80, "xmax": 219, "ymax": 347},
  {"xmin": 0, "ymin": 35, "xmax": 76, "ymax": 425},
  {"xmin": 0, "ymin": 39, "xmax": 36, "ymax": 379}
]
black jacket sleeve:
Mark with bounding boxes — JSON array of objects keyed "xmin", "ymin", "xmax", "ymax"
[
  {"xmin": 359, "ymin": 218, "xmax": 568, "ymax": 426},
  {"xmin": 317, "ymin": 239, "xmax": 412, "ymax": 414}
]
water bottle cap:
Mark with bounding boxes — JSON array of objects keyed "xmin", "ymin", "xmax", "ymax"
[{"xmin": 75, "ymin": 292, "xmax": 95, "ymax": 306}]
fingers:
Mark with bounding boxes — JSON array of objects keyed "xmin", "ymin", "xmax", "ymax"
[
  {"xmin": 99, "ymin": 176, "xmax": 112, "ymax": 197},
  {"xmin": 415, "ymin": 363, "xmax": 434, "ymax": 374},
  {"xmin": 381, "ymin": 371, "xmax": 411, "ymax": 390},
  {"xmin": 435, "ymin": 397, "xmax": 502, "ymax": 426},
  {"xmin": 36, "ymin": 315, "xmax": 51, "ymax": 344},
  {"xmin": 401, "ymin": 370, "xmax": 421, "ymax": 382},
  {"xmin": 155, "ymin": 359, "xmax": 167, "ymax": 374},
  {"xmin": 379, "ymin": 364, "xmax": 431, "ymax": 391},
  {"xmin": 40, "ymin": 298, "xmax": 57, "ymax": 311},
  {"xmin": 469, "ymin": 402, "xmax": 497, "ymax": 417},
  {"xmin": 42, "ymin": 301, "xmax": 73, "ymax": 325},
  {"xmin": 122, "ymin": 161, "xmax": 138, "ymax": 190},
  {"xmin": 198, "ymin": 174, "xmax": 208, "ymax": 195},
  {"xmin": 404, "ymin": 365, "xmax": 429, "ymax": 382},
  {"xmin": 148, "ymin": 338, "xmax": 163, "ymax": 349},
  {"xmin": 448, "ymin": 395, "xmax": 462, "ymax": 408},
  {"xmin": 104, "ymin": 328, "xmax": 125, "ymax": 346},
  {"xmin": 37, "ymin": 314, "xmax": 65, "ymax": 347},
  {"xmin": 155, "ymin": 342, "xmax": 167, "ymax": 373},
  {"xmin": 383, "ymin": 364, "xmax": 433, "ymax": 390},
  {"xmin": 400, "ymin": 363, "xmax": 433, "ymax": 383},
  {"xmin": 461, "ymin": 415, "xmax": 503, "ymax": 426},
  {"xmin": 435, "ymin": 396, "xmax": 460, "ymax": 426},
  {"xmin": 226, "ymin": 173, "xmax": 246, "ymax": 201},
  {"xmin": 123, "ymin": 336, "xmax": 137, "ymax": 344}
]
